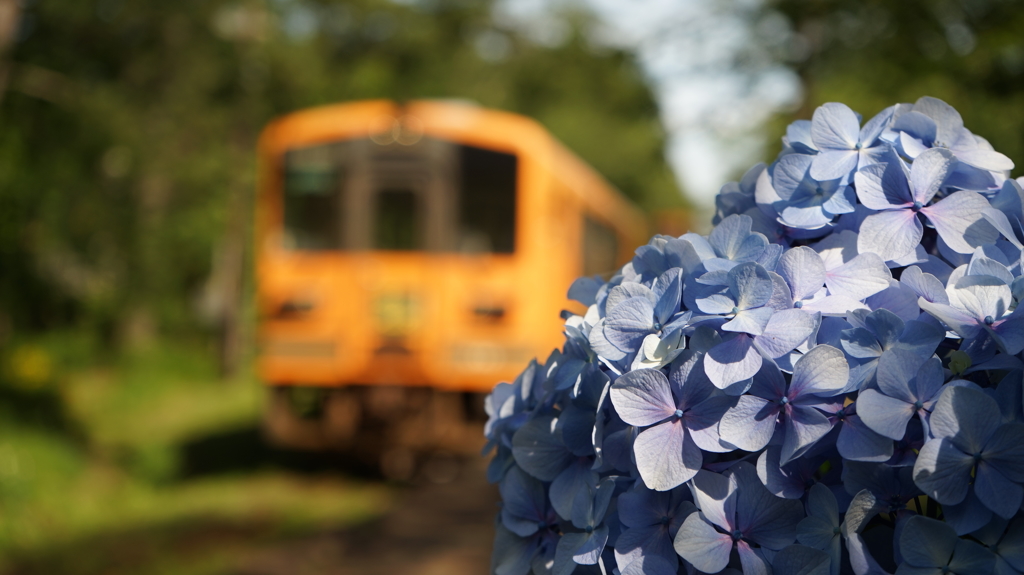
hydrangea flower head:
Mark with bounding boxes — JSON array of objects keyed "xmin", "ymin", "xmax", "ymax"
[{"xmin": 486, "ymin": 97, "xmax": 1024, "ymax": 575}]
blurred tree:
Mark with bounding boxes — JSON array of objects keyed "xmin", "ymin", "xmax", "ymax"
[
  {"xmin": 0, "ymin": 0, "xmax": 683, "ymax": 370},
  {"xmin": 768, "ymin": 0, "xmax": 1024, "ymax": 166}
]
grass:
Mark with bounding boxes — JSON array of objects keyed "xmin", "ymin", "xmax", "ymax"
[{"xmin": 0, "ymin": 332, "xmax": 393, "ymax": 574}]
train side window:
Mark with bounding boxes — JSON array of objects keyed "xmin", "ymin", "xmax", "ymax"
[
  {"xmin": 282, "ymin": 144, "xmax": 343, "ymax": 250},
  {"xmin": 374, "ymin": 189, "xmax": 422, "ymax": 250},
  {"xmin": 583, "ymin": 215, "xmax": 618, "ymax": 277},
  {"xmin": 458, "ymin": 145, "xmax": 516, "ymax": 254}
]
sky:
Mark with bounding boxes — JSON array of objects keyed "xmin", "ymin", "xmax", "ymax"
[{"xmin": 496, "ymin": 0, "xmax": 804, "ymax": 208}]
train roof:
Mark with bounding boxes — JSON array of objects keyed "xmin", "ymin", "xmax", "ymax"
[{"xmin": 258, "ymin": 99, "xmax": 648, "ymax": 243}]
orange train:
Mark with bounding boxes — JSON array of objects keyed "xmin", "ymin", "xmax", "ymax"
[{"xmin": 255, "ymin": 100, "xmax": 652, "ymax": 454}]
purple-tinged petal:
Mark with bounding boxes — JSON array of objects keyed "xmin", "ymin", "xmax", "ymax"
[
  {"xmin": 690, "ymin": 468, "xmax": 737, "ymax": 531},
  {"xmin": 854, "ymin": 161, "xmax": 913, "ymax": 210},
  {"xmin": 856, "ymin": 391, "xmax": 913, "ymax": 441},
  {"xmin": 900, "ymin": 266, "xmax": 949, "ymax": 304},
  {"xmin": 811, "ymin": 149, "xmax": 859, "ymax": 181},
  {"xmin": 865, "ymin": 279, "xmax": 920, "ymax": 323},
  {"xmin": 837, "ymin": 413, "xmax": 894, "ymax": 462},
  {"xmin": 737, "ymin": 540, "xmax": 773, "ymax": 575},
  {"xmin": 634, "ymin": 420, "xmax": 702, "ymax": 491},
  {"xmin": 778, "ymin": 247, "xmax": 827, "ymax": 301},
  {"xmin": 610, "ymin": 369, "xmax": 676, "ymax": 427},
  {"xmin": 909, "ymin": 148, "xmax": 954, "ymax": 205},
  {"xmin": 723, "ymin": 306, "xmax": 775, "ymax": 335},
  {"xmin": 774, "ymin": 154, "xmax": 814, "ymax": 200},
  {"xmin": 706, "ymin": 334, "xmax": 763, "ymax": 389},
  {"xmin": 780, "ymin": 405, "xmax": 833, "ymax": 465},
  {"xmin": 857, "ymin": 209, "xmax": 923, "ymax": 262},
  {"xmin": 733, "ymin": 462, "xmax": 804, "ymax": 549},
  {"xmin": 917, "ymin": 298, "xmax": 982, "ymax": 339},
  {"xmin": 811, "ymin": 102, "xmax": 861, "ymax": 151},
  {"xmin": 790, "ymin": 344, "xmax": 849, "ymax": 397},
  {"xmin": 605, "ymin": 297, "xmax": 655, "ymax": 351},
  {"xmin": 687, "ymin": 395, "xmax": 739, "ymax": 453},
  {"xmin": 754, "ymin": 309, "xmax": 818, "ymax": 359},
  {"xmin": 825, "ymin": 253, "xmax": 891, "ymax": 301},
  {"xmin": 913, "ymin": 438, "xmax": 974, "ymax": 506},
  {"xmin": 719, "ymin": 395, "xmax": 779, "ymax": 452},
  {"xmin": 930, "ymin": 385, "xmax": 1001, "ymax": 453},
  {"xmin": 673, "ymin": 514, "xmax": 734, "ymax": 574},
  {"xmin": 730, "ymin": 262, "xmax": 775, "ymax": 310},
  {"xmin": 982, "ymin": 208, "xmax": 1023, "ymax": 249},
  {"xmin": 919, "ymin": 190, "xmax": 1000, "ymax": 254}
]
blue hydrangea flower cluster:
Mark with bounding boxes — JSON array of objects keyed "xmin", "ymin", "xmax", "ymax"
[{"xmin": 484, "ymin": 96, "xmax": 1024, "ymax": 575}]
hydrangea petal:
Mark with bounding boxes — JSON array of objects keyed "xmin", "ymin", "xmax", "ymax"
[
  {"xmin": 610, "ymin": 369, "xmax": 676, "ymax": 427},
  {"xmin": 913, "ymin": 438, "xmax": 974, "ymax": 506},
  {"xmin": 825, "ymin": 253, "xmax": 891, "ymax": 301},
  {"xmin": 909, "ymin": 148, "xmax": 954, "ymax": 205},
  {"xmin": 974, "ymin": 462, "xmax": 1024, "ymax": 519},
  {"xmin": 754, "ymin": 310, "xmax": 817, "ymax": 359},
  {"xmin": 790, "ymin": 344, "xmax": 849, "ymax": 397},
  {"xmin": 706, "ymin": 334, "xmax": 763, "ymax": 389},
  {"xmin": 772, "ymin": 544, "xmax": 831, "ymax": 575},
  {"xmin": 673, "ymin": 513, "xmax": 734, "ymax": 574},
  {"xmin": 856, "ymin": 390, "xmax": 914, "ymax": 440},
  {"xmin": 919, "ymin": 190, "xmax": 999, "ymax": 254},
  {"xmin": 719, "ymin": 395, "xmax": 779, "ymax": 452},
  {"xmin": 778, "ymin": 247, "xmax": 828, "ymax": 301},
  {"xmin": 857, "ymin": 209, "xmax": 923, "ymax": 262},
  {"xmin": 634, "ymin": 419, "xmax": 700, "ymax": 491},
  {"xmin": 811, "ymin": 102, "xmax": 861, "ymax": 151},
  {"xmin": 781, "ymin": 405, "xmax": 833, "ymax": 465},
  {"xmin": 899, "ymin": 515, "xmax": 956, "ymax": 568}
]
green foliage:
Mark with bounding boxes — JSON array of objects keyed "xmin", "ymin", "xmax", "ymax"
[{"xmin": 0, "ymin": 0, "xmax": 682, "ymax": 339}]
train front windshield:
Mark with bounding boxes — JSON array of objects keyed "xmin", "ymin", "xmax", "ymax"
[{"xmin": 280, "ymin": 137, "xmax": 517, "ymax": 254}]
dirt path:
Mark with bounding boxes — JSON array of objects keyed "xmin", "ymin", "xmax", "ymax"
[{"xmin": 233, "ymin": 458, "xmax": 498, "ymax": 575}]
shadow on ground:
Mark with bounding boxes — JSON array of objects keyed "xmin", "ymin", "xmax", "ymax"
[
  {"xmin": 2, "ymin": 423, "xmax": 498, "ymax": 575},
  {"xmin": 176, "ymin": 425, "xmax": 383, "ymax": 480}
]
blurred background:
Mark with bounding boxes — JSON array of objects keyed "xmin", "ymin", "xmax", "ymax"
[{"xmin": 1, "ymin": 0, "xmax": 1024, "ymax": 573}]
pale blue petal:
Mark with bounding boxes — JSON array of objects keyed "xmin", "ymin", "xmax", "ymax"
[
  {"xmin": 854, "ymin": 161, "xmax": 913, "ymax": 210},
  {"xmin": 811, "ymin": 149, "xmax": 859, "ymax": 181},
  {"xmin": 754, "ymin": 309, "xmax": 818, "ymax": 359},
  {"xmin": 609, "ymin": 369, "xmax": 676, "ymax": 427},
  {"xmin": 857, "ymin": 390, "xmax": 914, "ymax": 440},
  {"xmin": 956, "ymin": 147, "xmax": 1014, "ymax": 172},
  {"xmin": 857, "ymin": 209, "xmax": 923, "ymax": 262},
  {"xmin": 730, "ymin": 262, "xmax": 775, "ymax": 310},
  {"xmin": 909, "ymin": 148, "xmax": 954, "ymax": 205},
  {"xmin": 913, "ymin": 96, "xmax": 963, "ymax": 144},
  {"xmin": 778, "ymin": 246, "xmax": 828, "ymax": 301},
  {"xmin": 673, "ymin": 513, "xmax": 734, "ymax": 574},
  {"xmin": 706, "ymin": 334, "xmax": 763, "ymax": 389},
  {"xmin": 723, "ymin": 306, "xmax": 775, "ymax": 335},
  {"xmin": 633, "ymin": 420, "xmax": 701, "ymax": 491},
  {"xmin": 920, "ymin": 190, "xmax": 999, "ymax": 254},
  {"xmin": 790, "ymin": 344, "xmax": 849, "ymax": 397},
  {"xmin": 690, "ymin": 468, "xmax": 737, "ymax": 531},
  {"xmin": 929, "ymin": 386, "xmax": 1000, "ymax": 453},
  {"xmin": 838, "ymin": 413, "xmax": 894, "ymax": 462},
  {"xmin": 826, "ymin": 253, "xmax": 892, "ymax": 301},
  {"xmin": 719, "ymin": 395, "xmax": 779, "ymax": 452},
  {"xmin": 781, "ymin": 405, "xmax": 833, "ymax": 465},
  {"xmin": 812, "ymin": 102, "xmax": 861, "ymax": 151}
]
